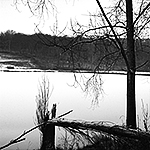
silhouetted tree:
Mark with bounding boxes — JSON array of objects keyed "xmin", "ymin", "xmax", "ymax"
[
  {"xmin": 14, "ymin": 0, "xmax": 150, "ymax": 129},
  {"xmin": 35, "ymin": 75, "xmax": 55, "ymax": 150}
]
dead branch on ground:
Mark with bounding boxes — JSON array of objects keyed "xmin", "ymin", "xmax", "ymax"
[{"xmin": 0, "ymin": 110, "xmax": 73, "ymax": 150}]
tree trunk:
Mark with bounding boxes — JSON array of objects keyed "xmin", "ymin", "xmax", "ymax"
[
  {"xmin": 40, "ymin": 125, "xmax": 55, "ymax": 150},
  {"xmin": 40, "ymin": 104, "xmax": 56, "ymax": 150},
  {"xmin": 126, "ymin": 0, "xmax": 136, "ymax": 129}
]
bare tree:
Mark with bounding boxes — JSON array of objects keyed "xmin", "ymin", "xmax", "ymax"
[
  {"xmin": 35, "ymin": 75, "xmax": 56, "ymax": 149},
  {"xmin": 36, "ymin": 75, "xmax": 51, "ymax": 131},
  {"xmin": 14, "ymin": 0, "xmax": 150, "ymax": 129}
]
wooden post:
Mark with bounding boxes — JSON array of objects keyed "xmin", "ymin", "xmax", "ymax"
[{"xmin": 40, "ymin": 104, "xmax": 56, "ymax": 150}]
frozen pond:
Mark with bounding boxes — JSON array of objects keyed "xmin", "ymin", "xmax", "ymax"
[{"xmin": 0, "ymin": 71, "xmax": 150, "ymax": 149}]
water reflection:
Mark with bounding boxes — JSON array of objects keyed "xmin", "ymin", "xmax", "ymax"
[{"xmin": 0, "ymin": 72, "xmax": 150, "ymax": 149}]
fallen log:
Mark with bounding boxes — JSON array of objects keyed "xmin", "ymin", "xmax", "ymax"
[
  {"xmin": 1, "ymin": 117, "xmax": 150, "ymax": 150},
  {"xmin": 47, "ymin": 118, "xmax": 150, "ymax": 141}
]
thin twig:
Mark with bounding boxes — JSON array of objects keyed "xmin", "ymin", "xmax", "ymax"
[
  {"xmin": 57, "ymin": 110, "xmax": 73, "ymax": 118},
  {"xmin": 0, "ymin": 122, "xmax": 45, "ymax": 150},
  {"xmin": 0, "ymin": 109, "xmax": 73, "ymax": 150}
]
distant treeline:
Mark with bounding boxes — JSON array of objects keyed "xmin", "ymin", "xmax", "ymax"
[{"xmin": 0, "ymin": 30, "xmax": 150, "ymax": 71}]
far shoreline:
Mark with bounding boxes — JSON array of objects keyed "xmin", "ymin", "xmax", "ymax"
[{"xmin": 1, "ymin": 67, "xmax": 150, "ymax": 77}]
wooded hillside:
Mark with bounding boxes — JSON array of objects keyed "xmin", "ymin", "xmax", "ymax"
[{"xmin": 0, "ymin": 30, "xmax": 150, "ymax": 71}]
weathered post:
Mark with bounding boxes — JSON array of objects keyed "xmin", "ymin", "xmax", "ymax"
[{"xmin": 40, "ymin": 104, "xmax": 56, "ymax": 150}]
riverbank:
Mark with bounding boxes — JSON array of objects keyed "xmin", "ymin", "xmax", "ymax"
[{"xmin": 0, "ymin": 51, "xmax": 150, "ymax": 75}]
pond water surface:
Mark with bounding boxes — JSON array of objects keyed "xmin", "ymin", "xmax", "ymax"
[{"xmin": 0, "ymin": 71, "xmax": 150, "ymax": 149}]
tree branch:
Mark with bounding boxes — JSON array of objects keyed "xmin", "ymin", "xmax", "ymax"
[
  {"xmin": 95, "ymin": 0, "xmax": 130, "ymax": 71},
  {"xmin": 133, "ymin": 2, "xmax": 150, "ymax": 26},
  {"xmin": 0, "ymin": 109, "xmax": 73, "ymax": 150},
  {"xmin": 136, "ymin": 60, "xmax": 149, "ymax": 70}
]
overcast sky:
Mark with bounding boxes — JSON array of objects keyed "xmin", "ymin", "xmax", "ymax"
[{"xmin": 0, "ymin": 0, "xmax": 110, "ymax": 35}]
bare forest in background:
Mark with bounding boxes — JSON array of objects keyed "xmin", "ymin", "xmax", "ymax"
[{"xmin": 0, "ymin": 30, "xmax": 150, "ymax": 71}]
